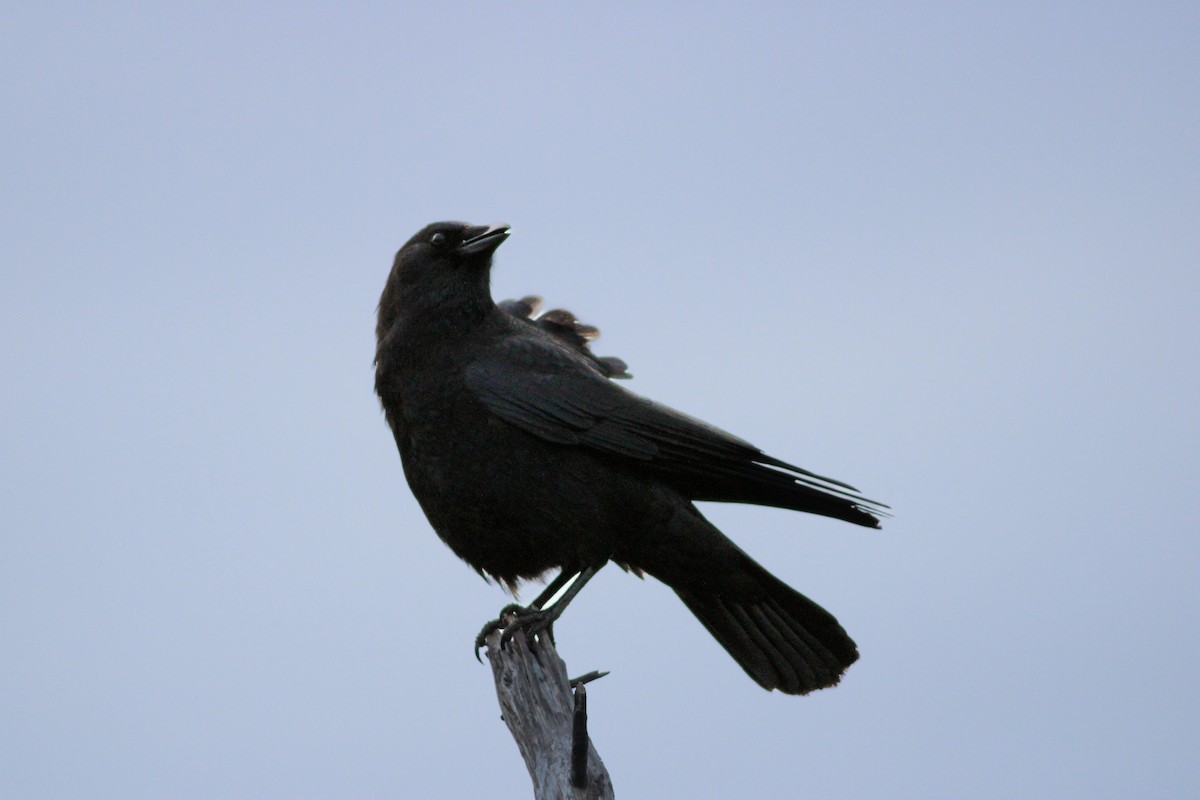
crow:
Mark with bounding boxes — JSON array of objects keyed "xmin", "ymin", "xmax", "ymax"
[{"xmin": 374, "ymin": 221, "xmax": 887, "ymax": 694}]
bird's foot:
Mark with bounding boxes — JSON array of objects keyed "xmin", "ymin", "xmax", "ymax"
[
  {"xmin": 473, "ymin": 603, "xmax": 558, "ymax": 661},
  {"xmin": 474, "ymin": 603, "xmax": 524, "ymax": 661},
  {"xmin": 499, "ymin": 606, "xmax": 558, "ymax": 650}
]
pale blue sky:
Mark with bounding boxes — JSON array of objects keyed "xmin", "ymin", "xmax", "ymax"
[{"xmin": 2, "ymin": 3, "xmax": 1197, "ymax": 798}]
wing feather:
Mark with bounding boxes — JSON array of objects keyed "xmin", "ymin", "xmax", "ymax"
[{"xmin": 464, "ymin": 339, "xmax": 887, "ymax": 527}]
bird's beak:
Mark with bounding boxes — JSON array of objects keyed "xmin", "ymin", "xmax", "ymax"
[{"xmin": 459, "ymin": 223, "xmax": 511, "ymax": 257}]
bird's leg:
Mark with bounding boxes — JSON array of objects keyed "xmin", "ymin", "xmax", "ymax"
[
  {"xmin": 498, "ymin": 565, "xmax": 601, "ymax": 649},
  {"xmin": 528, "ymin": 568, "xmax": 580, "ymax": 611},
  {"xmin": 474, "ymin": 568, "xmax": 577, "ymax": 660},
  {"xmin": 474, "ymin": 566, "xmax": 602, "ymax": 658}
]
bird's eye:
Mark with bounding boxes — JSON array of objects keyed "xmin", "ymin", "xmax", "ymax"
[{"xmin": 430, "ymin": 232, "xmax": 447, "ymax": 247}]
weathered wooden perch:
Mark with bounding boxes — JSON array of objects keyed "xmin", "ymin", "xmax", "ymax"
[{"xmin": 483, "ymin": 627, "xmax": 615, "ymax": 799}]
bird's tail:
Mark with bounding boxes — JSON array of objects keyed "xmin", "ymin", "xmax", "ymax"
[
  {"xmin": 671, "ymin": 569, "xmax": 858, "ymax": 695},
  {"xmin": 635, "ymin": 506, "xmax": 859, "ymax": 695}
]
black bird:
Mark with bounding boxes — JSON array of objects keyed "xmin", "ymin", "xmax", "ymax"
[{"xmin": 374, "ymin": 222, "xmax": 887, "ymax": 695}]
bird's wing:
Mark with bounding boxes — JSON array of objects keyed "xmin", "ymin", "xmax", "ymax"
[
  {"xmin": 464, "ymin": 338, "xmax": 886, "ymax": 527},
  {"xmin": 498, "ymin": 295, "xmax": 631, "ymax": 379}
]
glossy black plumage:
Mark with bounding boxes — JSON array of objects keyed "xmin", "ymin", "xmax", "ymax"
[{"xmin": 374, "ymin": 221, "xmax": 886, "ymax": 694}]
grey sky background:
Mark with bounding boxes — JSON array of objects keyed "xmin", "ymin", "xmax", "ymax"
[{"xmin": 2, "ymin": 3, "xmax": 1197, "ymax": 798}]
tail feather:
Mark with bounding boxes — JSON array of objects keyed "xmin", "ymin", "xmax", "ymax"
[
  {"xmin": 670, "ymin": 562, "xmax": 858, "ymax": 695},
  {"xmin": 630, "ymin": 499, "xmax": 860, "ymax": 694}
]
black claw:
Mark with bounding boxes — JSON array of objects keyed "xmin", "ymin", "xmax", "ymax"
[
  {"xmin": 474, "ymin": 569, "xmax": 602, "ymax": 662},
  {"xmin": 474, "ymin": 621, "xmax": 498, "ymax": 662},
  {"xmin": 498, "ymin": 607, "xmax": 555, "ymax": 649},
  {"xmin": 475, "ymin": 603, "xmax": 552, "ymax": 660},
  {"xmin": 475, "ymin": 603, "xmax": 565, "ymax": 661},
  {"xmin": 474, "ymin": 604, "xmax": 525, "ymax": 660}
]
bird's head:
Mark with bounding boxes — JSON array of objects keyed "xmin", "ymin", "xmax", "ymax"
[{"xmin": 377, "ymin": 221, "xmax": 510, "ymax": 341}]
